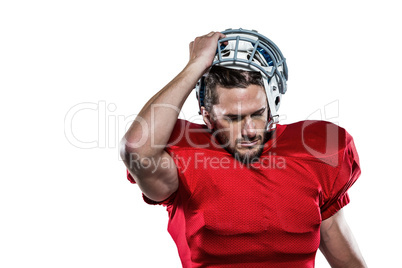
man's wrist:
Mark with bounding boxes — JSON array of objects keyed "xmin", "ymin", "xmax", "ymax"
[{"xmin": 181, "ymin": 60, "xmax": 209, "ymax": 87}]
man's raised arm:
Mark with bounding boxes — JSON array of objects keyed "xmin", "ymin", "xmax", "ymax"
[{"xmin": 120, "ymin": 31, "xmax": 225, "ymax": 202}]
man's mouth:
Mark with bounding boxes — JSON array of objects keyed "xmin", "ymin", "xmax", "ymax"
[{"xmin": 238, "ymin": 138, "xmax": 260, "ymax": 148}]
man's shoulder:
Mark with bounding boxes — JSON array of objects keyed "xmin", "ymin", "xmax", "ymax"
[
  {"xmin": 280, "ymin": 120, "xmax": 347, "ymax": 137},
  {"xmin": 275, "ymin": 120, "xmax": 350, "ymax": 160}
]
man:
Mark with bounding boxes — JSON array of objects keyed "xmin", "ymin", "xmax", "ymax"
[{"xmin": 120, "ymin": 29, "xmax": 367, "ymax": 267}]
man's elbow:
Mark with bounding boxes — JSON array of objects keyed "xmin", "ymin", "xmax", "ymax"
[{"xmin": 120, "ymin": 138, "xmax": 142, "ymax": 170}]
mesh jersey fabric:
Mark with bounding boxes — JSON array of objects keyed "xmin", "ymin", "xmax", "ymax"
[{"xmin": 126, "ymin": 119, "xmax": 361, "ymax": 268}]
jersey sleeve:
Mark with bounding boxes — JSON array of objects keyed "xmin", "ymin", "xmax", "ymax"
[{"xmin": 320, "ymin": 131, "xmax": 361, "ymax": 220}]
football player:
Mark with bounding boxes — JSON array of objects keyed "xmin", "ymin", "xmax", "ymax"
[{"xmin": 121, "ymin": 29, "xmax": 367, "ymax": 268}]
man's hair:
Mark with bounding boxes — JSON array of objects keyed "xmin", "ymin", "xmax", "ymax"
[{"xmin": 203, "ymin": 66, "xmax": 264, "ymax": 113}]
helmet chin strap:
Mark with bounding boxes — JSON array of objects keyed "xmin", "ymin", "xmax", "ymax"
[{"xmin": 263, "ymin": 77, "xmax": 279, "ymax": 132}]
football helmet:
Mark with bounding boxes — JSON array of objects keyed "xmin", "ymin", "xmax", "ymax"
[{"xmin": 195, "ymin": 28, "xmax": 288, "ymax": 130}]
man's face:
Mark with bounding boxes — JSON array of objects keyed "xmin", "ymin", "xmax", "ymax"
[{"xmin": 207, "ymin": 84, "xmax": 269, "ymax": 163}]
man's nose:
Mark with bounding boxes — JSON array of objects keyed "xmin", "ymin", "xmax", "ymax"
[{"xmin": 241, "ymin": 117, "xmax": 257, "ymax": 139}]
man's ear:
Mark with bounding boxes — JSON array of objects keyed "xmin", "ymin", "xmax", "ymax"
[{"xmin": 201, "ymin": 107, "xmax": 214, "ymax": 130}]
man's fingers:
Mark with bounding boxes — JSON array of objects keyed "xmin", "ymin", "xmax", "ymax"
[
  {"xmin": 211, "ymin": 31, "xmax": 226, "ymax": 40},
  {"xmin": 205, "ymin": 31, "xmax": 226, "ymax": 40},
  {"xmin": 189, "ymin": 31, "xmax": 225, "ymax": 51},
  {"xmin": 217, "ymin": 32, "xmax": 226, "ymax": 40},
  {"xmin": 206, "ymin": 31, "xmax": 215, "ymax": 37}
]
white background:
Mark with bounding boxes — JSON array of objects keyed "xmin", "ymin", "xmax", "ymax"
[{"xmin": 1, "ymin": 0, "xmax": 401, "ymax": 267}]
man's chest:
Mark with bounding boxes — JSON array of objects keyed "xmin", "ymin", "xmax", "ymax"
[{"xmin": 179, "ymin": 156, "xmax": 326, "ymax": 257}]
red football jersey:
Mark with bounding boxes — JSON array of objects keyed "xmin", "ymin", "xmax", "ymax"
[{"xmin": 126, "ymin": 119, "xmax": 361, "ymax": 267}]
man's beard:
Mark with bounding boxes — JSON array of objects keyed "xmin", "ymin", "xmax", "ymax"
[{"xmin": 213, "ymin": 129, "xmax": 270, "ymax": 164}]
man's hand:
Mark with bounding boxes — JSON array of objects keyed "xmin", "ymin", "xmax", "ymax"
[
  {"xmin": 319, "ymin": 209, "xmax": 367, "ymax": 268},
  {"xmin": 188, "ymin": 31, "xmax": 226, "ymax": 72}
]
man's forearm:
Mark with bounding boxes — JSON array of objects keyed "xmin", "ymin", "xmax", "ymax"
[
  {"xmin": 121, "ymin": 31, "xmax": 225, "ymax": 167},
  {"xmin": 122, "ymin": 61, "xmax": 204, "ymax": 158}
]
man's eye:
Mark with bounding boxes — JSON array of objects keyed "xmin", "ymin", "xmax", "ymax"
[
  {"xmin": 227, "ymin": 116, "xmax": 242, "ymax": 121},
  {"xmin": 251, "ymin": 113, "xmax": 264, "ymax": 118}
]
